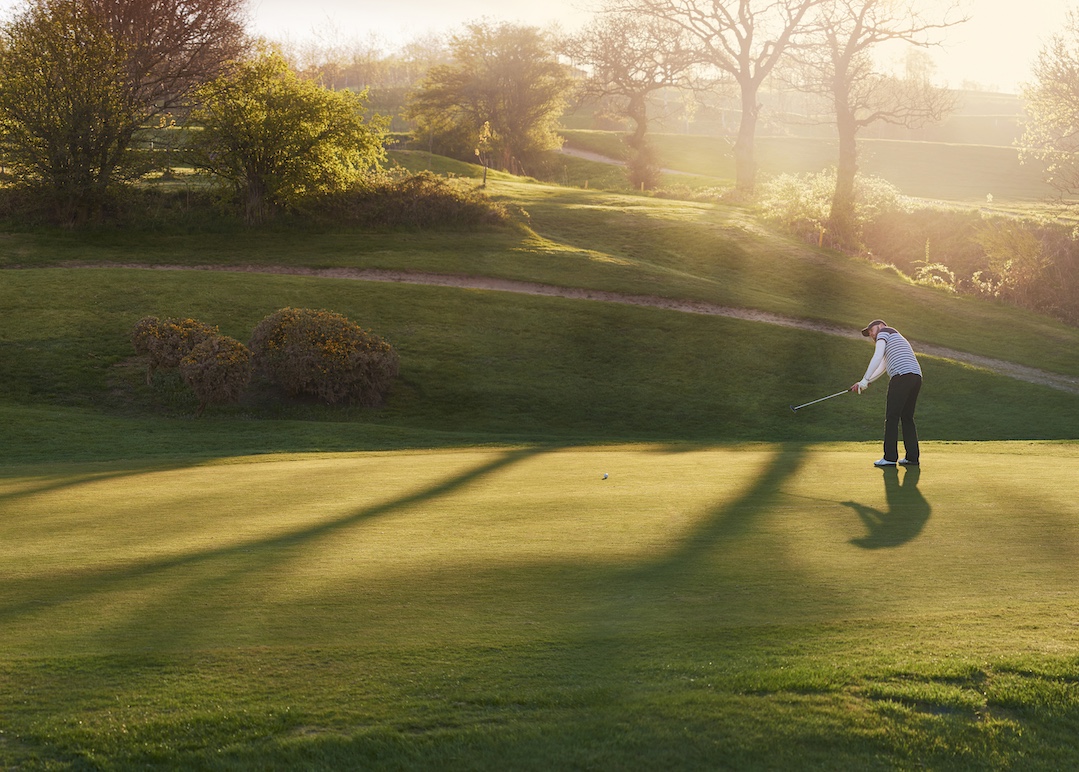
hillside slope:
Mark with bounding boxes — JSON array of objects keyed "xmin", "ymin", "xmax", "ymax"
[{"xmin": 3, "ymin": 173, "xmax": 1079, "ymax": 459}]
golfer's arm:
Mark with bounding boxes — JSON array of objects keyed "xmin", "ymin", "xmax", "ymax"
[{"xmin": 862, "ymin": 340, "xmax": 887, "ymax": 383}]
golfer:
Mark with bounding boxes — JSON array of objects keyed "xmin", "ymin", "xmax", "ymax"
[{"xmin": 851, "ymin": 320, "xmax": 922, "ymax": 467}]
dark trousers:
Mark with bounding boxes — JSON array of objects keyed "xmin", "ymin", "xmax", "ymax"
[{"xmin": 884, "ymin": 373, "xmax": 921, "ymax": 463}]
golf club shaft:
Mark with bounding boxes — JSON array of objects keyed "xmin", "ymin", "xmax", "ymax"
[{"xmin": 791, "ymin": 389, "xmax": 849, "ymax": 411}]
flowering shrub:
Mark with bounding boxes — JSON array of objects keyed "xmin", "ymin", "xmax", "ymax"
[
  {"xmin": 179, "ymin": 335, "xmax": 253, "ymax": 416},
  {"xmin": 132, "ymin": 316, "xmax": 219, "ymax": 384},
  {"xmin": 757, "ymin": 169, "xmax": 907, "ymax": 247},
  {"xmin": 248, "ymin": 307, "xmax": 400, "ymax": 406}
]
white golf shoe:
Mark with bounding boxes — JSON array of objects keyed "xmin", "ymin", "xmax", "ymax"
[{"xmin": 873, "ymin": 458, "xmax": 897, "ymax": 467}]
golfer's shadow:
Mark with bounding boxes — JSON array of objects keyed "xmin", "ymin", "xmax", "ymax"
[{"xmin": 843, "ymin": 466, "xmax": 930, "ymax": 549}]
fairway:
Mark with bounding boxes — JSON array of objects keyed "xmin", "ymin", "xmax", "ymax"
[{"xmin": 3, "ymin": 443, "xmax": 1078, "ymax": 767}]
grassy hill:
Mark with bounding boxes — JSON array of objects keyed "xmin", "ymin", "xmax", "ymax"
[
  {"xmin": 3, "ymin": 169, "xmax": 1079, "ymax": 767},
  {"xmin": 561, "ymin": 130, "xmax": 1059, "ymax": 205},
  {"xmin": 4, "ymin": 175, "xmax": 1079, "ymax": 463}
]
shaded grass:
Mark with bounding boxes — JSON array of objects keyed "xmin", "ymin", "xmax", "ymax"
[
  {"xmin": 2, "ymin": 444, "xmax": 1078, "ymax": 768},
  {"xmin": 3, "ymin": 269, "xmax": 1079, "ymax": 463},
  {"xmin": 5, "ymin": 174, "xmax": 1079, "ymax": 379}
]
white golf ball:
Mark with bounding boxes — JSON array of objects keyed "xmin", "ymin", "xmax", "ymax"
[{"xmin": 602, "ymin": 473, "xmax": 609, "ymax": 479}]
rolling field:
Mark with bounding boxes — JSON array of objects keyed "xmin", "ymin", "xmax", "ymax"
[
  {"xmin": 3, "ymin": 157, "xmax": 1079, "ymax": 766},
  {"xmin": 560, "ymin": 130, "xmax": 1062, "ymax": 205}
]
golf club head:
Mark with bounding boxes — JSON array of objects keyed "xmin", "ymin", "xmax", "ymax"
[{"xmin": 789, "ymin": 404, "xmax": 798, "ymax": 413}]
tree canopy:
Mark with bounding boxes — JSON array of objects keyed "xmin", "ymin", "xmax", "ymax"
[
  {"xmin": 788, "ymin": 0, "xmax": 965, "ymax": 248},
  {"xmin": 562, "ymin": 10, "xmax": 698, "ymax": 189},
  {"xmin": 618, "ymin": 0, "xmax": 826, "ymax": 193},
  {"xmin": 188, "ymin": 51, "xmax": 387, "ymax": 224},
  {"xmin": 0, "ymin": 0, "xmax": 140, "ymax": 220},
  {"xmin": 0, "ymin": 0, "xmax": 246, "ymax": 222},
  {"xmin": 406, "ymin": 22, "xmax": 573, "ymax": 175}
]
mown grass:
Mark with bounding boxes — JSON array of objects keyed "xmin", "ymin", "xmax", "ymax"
[
  {"xmin": 5, "ymin": 175, "xmax": 1079, "ymax": 376},
  {"xmin": 3, "ymin": 268, "xmax": 1079, "ymax": 465},
  {"xmin": 3, "ymin": 159, "xmax": 1079, "ymax": 768},
  {"xmin": 2, "ymin": 444, "xmax": 1078, "ymax": 768}
]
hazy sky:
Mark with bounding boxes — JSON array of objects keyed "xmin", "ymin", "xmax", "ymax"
[
  {"xmin": 246, "ymin": 0, "xmax": 1073, "ymax": 93},
  {"xmin": 0, "ymin": 0, "xmax": 1072, "ymax": 93}
]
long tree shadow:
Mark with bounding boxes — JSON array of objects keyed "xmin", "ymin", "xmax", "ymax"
[
  {"xmin": 0, "ymin": 464, "xmax": 187, "ymax": 506},
  {"xmin": 0, "ymin": 446, "xmax": 550, "ymax": 634},
  {"xmin": 843, "ymin": 466, "xmax": 930, "ymax": 549},
  {"xmin": 631, "ymin": 443, "xmax": 808, "ymax": 582}
]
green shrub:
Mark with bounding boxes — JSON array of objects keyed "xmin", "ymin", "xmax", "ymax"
[
  {"xmin": 179, "ymin": 335, "xmax": 253, "ymax": 417},
  {"xmin": 248, "ymin": 307, "xmax": 400, "ymax": 406},
  {"xmin": 757, "ymin": 169, "xmax": 907, "ymax": 248},
  {"xmin": 297, "ymin": 171, "xmax": 512, "ymax": 229},
  {"xmin": 132, "ymin": 316, "xmax": 219, "ymax": 384}
]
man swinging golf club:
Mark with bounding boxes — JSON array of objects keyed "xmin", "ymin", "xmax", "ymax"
[{"xmin": 851, "ymin": 320, "xmax": 922, "ymax": 468}]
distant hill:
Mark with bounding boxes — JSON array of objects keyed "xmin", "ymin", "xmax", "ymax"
[
  {"xmin": 560, "ymin": 128, "xmax": 1054, "ymax": 204},
  {"xmin": 562, "ymin": 88, "xmax": 1025, "ymax": 150}
]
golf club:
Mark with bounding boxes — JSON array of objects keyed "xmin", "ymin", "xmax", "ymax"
[{"xmin": 790, "ymin": 389, "xmax": 850, "ymax": 412}]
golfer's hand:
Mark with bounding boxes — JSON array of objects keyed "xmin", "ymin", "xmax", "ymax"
[{"xmin": 851, "ymin": 380, "xmax": 869, "ymax": 394}]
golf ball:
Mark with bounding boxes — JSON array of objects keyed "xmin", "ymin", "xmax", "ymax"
[{"xmin": 602, "ymin": 473, "xmax": 609, "ymax": 479}]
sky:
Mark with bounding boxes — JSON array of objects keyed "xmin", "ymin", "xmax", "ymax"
[
  {"xmin": 0, "ymin": 0, "xmax": 1072, "ymax": 93},
  {"xmin": 244, "ymin": 0, "xmax": 1073, "ymax": 93}
]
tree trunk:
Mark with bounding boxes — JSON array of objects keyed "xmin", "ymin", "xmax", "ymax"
[
  {"xmin": 828, "ymin": 111, "xmax": 860, "ymax": 250},
  {"xmin": 626, "ymin": 95, "xmax": 648, "ymax": 151},
  {"xmin": 733, "ymin": 86, "xmax": 760, "ymax": 193},
  {"xmin": 625, "ymin": 95, "xmax": 659, "ymax": 190},
  {"xmin": 244, "ymin": 176, "xmax": 269, "ymax": 225}
]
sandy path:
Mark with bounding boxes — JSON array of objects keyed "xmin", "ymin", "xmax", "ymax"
[{"xmin": 82, "ymin": 262, "xmax": 1079, "ymax": 394}]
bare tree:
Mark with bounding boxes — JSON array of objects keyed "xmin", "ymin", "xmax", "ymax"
[
  {"xmin": 562, "ymin": 10, "xmax": 699, "ymax": 189},
  {"xmin": 619, "ymin": 0, "xmax": 826, "ymax": 193},
  {"xmin": 84, "ymin": 0, "xmax": 246, "ymax": 112},
  {"xmin": 794, "ymin": 0, "xmax": 966, "ymax": 249}
]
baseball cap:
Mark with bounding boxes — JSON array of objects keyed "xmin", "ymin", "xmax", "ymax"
[{"xmin": 861, "ymin": 319, "xmax": 886, "ymax": 337}]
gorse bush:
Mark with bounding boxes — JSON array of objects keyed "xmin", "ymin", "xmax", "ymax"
[
  {"xmin": 249, "ymin": 307, "xmax": 400, "ymax": 406},
  {"xmin": 132, "ymin": 316, "xmax": 219, "ymax": 384},
  {"xmin": 133, "ymin": 310, "xmax": 400, "ymax": 413},
  {"xmin": 179, "ymin": 335, "xmax": 253, "ymax": 416}
]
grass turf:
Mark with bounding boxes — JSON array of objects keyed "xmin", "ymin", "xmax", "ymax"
[
  {"xmin": 2, "ymin": 443, "xmax": 1078, "ymax": 768},
  {"xmin": 4, "ymin": 155, "xmax": 1079, "ymax": 767},
  {"xmin": 3, "ymin": 269, "xmax": 1079, "ymax": 465}
]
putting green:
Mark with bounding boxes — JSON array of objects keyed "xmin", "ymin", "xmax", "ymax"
[{"xmin": 3, "ymin": 442, "xmax": 1077, "ymax": 660}]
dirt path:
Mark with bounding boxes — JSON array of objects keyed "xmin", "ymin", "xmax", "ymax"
[{"xmin": 82, "ymin": 263, "xmax": 1079, "ymax": 394}]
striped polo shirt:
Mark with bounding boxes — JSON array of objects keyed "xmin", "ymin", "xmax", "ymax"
[{"xmin": 877, "ymin": 328, "xmax": 922, "ymax": 377}]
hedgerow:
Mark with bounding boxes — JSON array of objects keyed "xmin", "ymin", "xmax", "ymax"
[
  {"xmin": 296, "ymin": 171, "xmax": 512, "ymax": 229},
  {"xmin": 248, "ymin": 307, "xmax": 400, "ymax": 406}
]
